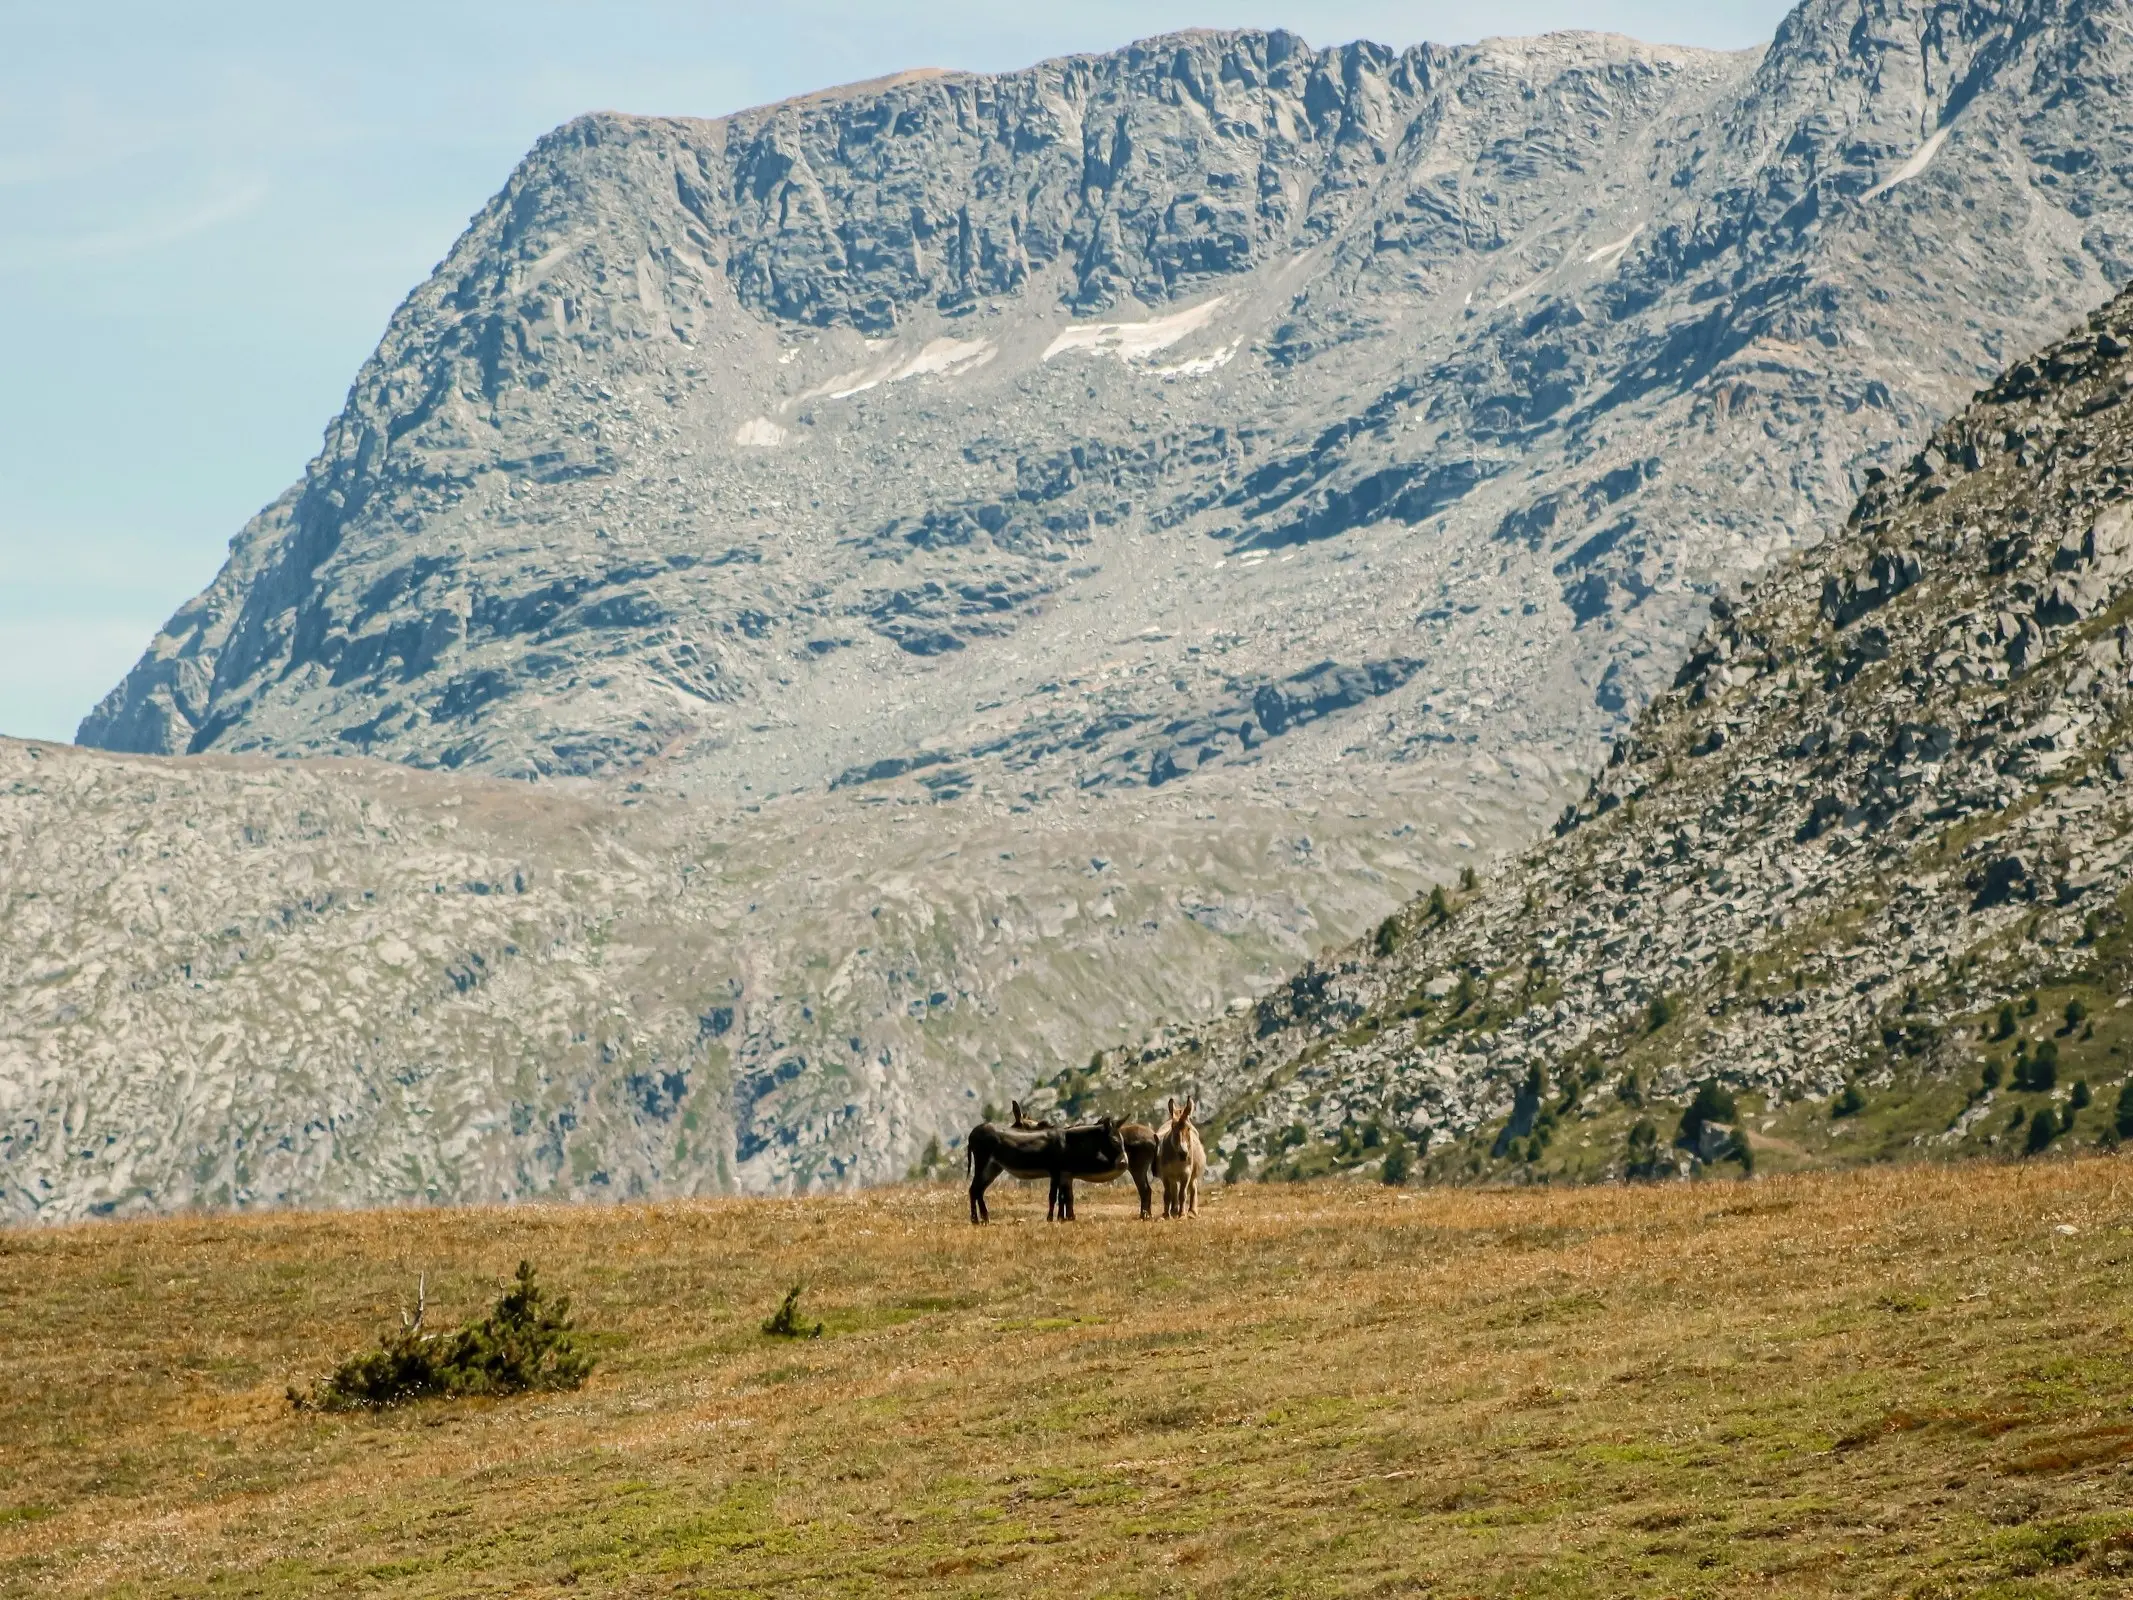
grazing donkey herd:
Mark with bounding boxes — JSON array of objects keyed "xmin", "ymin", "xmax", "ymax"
[{"xmin": 964, "ymin": 1100, "xmax": 1206, "ymax": 1224}]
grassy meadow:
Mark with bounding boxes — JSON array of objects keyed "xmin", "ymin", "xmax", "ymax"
[{"xmin": 5, "ymin": 1161, "xmax": 2133, "ymax": 1596}]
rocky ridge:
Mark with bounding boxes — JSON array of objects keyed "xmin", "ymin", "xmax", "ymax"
[
  {"xmin": 2, "ymin": 734, "xmax": 1467, "ymax": 1220},
  {"xmin": 1081, "ymin": 282, "xmax": 2133, "ymax": 1179},
  {"xmin": 83, "ymin": 4, "xmax": 2133, "ymax": 805}
]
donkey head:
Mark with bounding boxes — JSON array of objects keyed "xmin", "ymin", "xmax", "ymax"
[{"xmin": 1167, "ymin": 1097, "xmax": 1195, "ymax": 1131}]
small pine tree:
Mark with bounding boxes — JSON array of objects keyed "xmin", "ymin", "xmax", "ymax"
[
  {"xmin": 1981, "ymin": 1059, "xmax": 2004, "ymax": 1093},
  {"xmin": 1647, "ymin": 993, "xmax": 1676, "ymax": 1032},
  {"xmin": 1726, "ymin": 1128, "xmax": 1756, "ymax": 1175},
  {"xmin": 2026, "ymin": 1105, "xmax": 2060, "ymax": 1155},
  {"xmin": 2066, "ymin": 998, "xmax": 2090, "ymax": 1031},
  {"xmin": 2032, "ymin": 1040, "xmax": 2060, "ymax": 1092},
  {"xmin": 1428, "ymin": 884, "xmax": 1452, "ymax": 921},
  {"xmin": 908, "ymin": 1135, "xmax": 944, "ymax": 1180},
  {"xmin": 762, "ymin": 1285, "xmax": 824, "ymax": 1339},
  {"xmin": 1375, "ymin": 916, "xmax": 1400, "ymax": 958},
  {"xmin": 1616, "ymin": 1069, "xmax": 1645, "ymax": 1107},
  {"xmin": 1832, "ymin": 1082, "xmax": 1866, "ymax": 1118},
  {"xmin": 1994, "ymin": 1003, "xmax": 2017, "ymax": 1041},
  {"xmin": 1677, "ymin": 1079, "xmax": 1738, "ymax": 1145},
  {"xmin": 1459, "ymin": 864, "xmax": 1478, "ymax": 892},
  {"xmin": 1625, "ymin": 1118, "xmax": 1663, "ymax": 1180},
  {"xmin": 1380, "ymin": 1141, "xmax": 1411, "ymax": 1186},
  {"xmin": 2116, "ymin": 1078, "xmax": 2133, "ymax": 1140},
  {"xmin": 2072, "ymin": 1079, "xmax": 2093, "ymax": 1111}
]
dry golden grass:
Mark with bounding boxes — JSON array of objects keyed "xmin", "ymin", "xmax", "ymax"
[{"xmin": 4, "ymin": 1162, "xmax": 2133, "ymax": 1596}]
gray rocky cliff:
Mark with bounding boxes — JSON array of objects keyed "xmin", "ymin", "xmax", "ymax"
[{"xmin": 80, "ymin": 3, "xmax": 2133, "ymax": 795}]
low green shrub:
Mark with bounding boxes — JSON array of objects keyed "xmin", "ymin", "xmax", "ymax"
[
  {"xmin": 762, "ymin": 1285, "xmax": 824, "ymax": 1340},
  {"xmin": 292, "ymin": 1262, "xmax": 592, "ymax": 1411},
  {"xmin": 1678, "ymin": 1079, "xmax": 1739, "ymax": 1144},
  {"xmin": 1726, "ymin": 1129, "xmax": 1756, "ymax": 1175},
  {"xmin": 1624, "ymin": 1119, "xmax": 1665, "ymax": 1181}
]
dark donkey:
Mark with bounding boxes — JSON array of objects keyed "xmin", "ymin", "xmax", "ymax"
[
  {"xmin": 1000, "ymin": 1101, "xmax": 1154, "ymax": 1215},
  {"xmin": 966, "ymin": 1116, "xmax": 1126, "ymax": 1223},
  {"xmin": 1014, "ymin": 1102, "xmax": 1157, "ymax": 1218}
]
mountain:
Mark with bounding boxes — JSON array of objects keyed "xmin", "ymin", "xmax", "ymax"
[
  {"xmin": 12, "ymin": 0, "xmax": 2133, "ymax": 1218},
  {"xmin": 81, "ymin": 5, "xmax": 2133, "ymax": 796},
  {"xmin": 1104, "ymin": 281, "xmax": 2133, "ymax": 1182}
]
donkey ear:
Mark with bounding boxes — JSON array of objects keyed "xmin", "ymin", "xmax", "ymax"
[
  {"xmin": 1011, "ymin": 1100, "xmax": 1022, "ymax": 1120},
  {"xmin": 1167, "ymin": 1097, "xmax": 1177, "ymax": 1116}
]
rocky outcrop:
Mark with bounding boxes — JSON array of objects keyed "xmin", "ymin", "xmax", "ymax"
[{"xmin": 0, "ymin": 735, "xmax": 1471, "ymax": 1220}]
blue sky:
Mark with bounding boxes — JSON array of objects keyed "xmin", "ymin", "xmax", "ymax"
[{"xmin": 0, "ymin": 0, "xmax": 1797, "ymax": 743}]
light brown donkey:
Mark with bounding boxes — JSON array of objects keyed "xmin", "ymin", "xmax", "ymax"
[{"xmin": 1157, "ymin": 1098, "xmax": 1206, "ymax": 1219}]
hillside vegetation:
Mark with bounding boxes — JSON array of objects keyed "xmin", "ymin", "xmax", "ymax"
[
  {"xmin": 1059, "ymin": 282, "xmax": 2133, "ymax": 1192},
  {"xmin": 5, "ymin": 1164, "xmax": 2133, "ymax": 1595}
]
